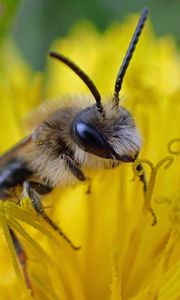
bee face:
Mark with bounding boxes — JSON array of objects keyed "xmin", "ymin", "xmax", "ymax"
[
  {"xmin": 71, "ymin": 103, "xmax": 140, "ymax": 162},
  {"xmin": 48, "ymin": 8, "xmax": 148, "ymax": 166}
]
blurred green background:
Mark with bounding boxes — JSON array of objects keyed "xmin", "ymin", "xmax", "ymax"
[{"xmin": 0, "ymin": 0, "xmax": 180, "ymax": 70}]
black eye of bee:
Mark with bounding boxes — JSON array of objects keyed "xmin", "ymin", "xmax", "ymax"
[{"xmin": 72, "ymin": 121, "xmax": 110, "ymax": 157}]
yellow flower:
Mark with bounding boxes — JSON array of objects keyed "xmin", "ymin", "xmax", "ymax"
[{"xmin": 0, "ymin": 14, "xmax": 180, "ymax": 300}]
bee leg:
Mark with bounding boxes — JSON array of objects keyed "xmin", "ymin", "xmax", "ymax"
[
  {"xmin": 85, "ymin": 177, "xmax": 92, "ymax": 194},
  {"xmin": 25, "ymin": 181, "xmax": 53, "ymax": 195},
  {"xmin": 136, "ymin": 163, "xmax": 157, "ymax": 225},
  {"xmin": 23, "ymin": 181, "xmax": 81, "ymax": 250},
  {"xmin": 60, "ymin": 154, "xmax": 86, "ymax": 182},
  {"xmin": 61, "ymin": 154, "xmax": 91, "ymax": 193},
  {"xmin": 9, "ymin": 227, "xmax": 33, "ymax": 292},
  {"xmin": 136, "ymin": 163, "xmax": 147, "ymax": 193}
]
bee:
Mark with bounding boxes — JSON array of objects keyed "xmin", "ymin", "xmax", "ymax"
[{"xmin": 0, "ymin": 8, "xmax": 148, "ymax": 290}]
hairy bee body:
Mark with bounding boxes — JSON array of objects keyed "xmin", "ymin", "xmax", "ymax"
[
  {"xmin": 0, "ymin": 158, "xmax": 32, "ymax": 199},
  {"xmin": 0, "ymin": 7, "xmax": 149, "ymax": 199},
  {"xmin": 22, "ymin": 96, "xmax": 140, "ymax": 187}
]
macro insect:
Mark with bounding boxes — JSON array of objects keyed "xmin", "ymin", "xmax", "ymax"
[{"xmin": 0, "ymin": 8, "xmax": 148, "ymax": 290}]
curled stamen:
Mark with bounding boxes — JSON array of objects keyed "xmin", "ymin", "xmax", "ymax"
[
  {"xmin": 133, "ymin": 157, "xmax": 174, "ymax": 225},
  {"xmin": 133, "ymin": 159, "xmax": 154, "ymax": 176},
  {"xmin": 155, "ymin": 156, "xmax": 174, "ymax": 171},
  {"xmin": 168, "ymin": 138, "xmax": 180, "ymax": 155},
  {"xmin": 133, "ymin": 159, "xmax": 156, "ymax": 224}
]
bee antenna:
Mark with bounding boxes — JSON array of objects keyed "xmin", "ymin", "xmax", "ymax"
[
  {"xmin": 49, "ymin": 51, "xmax": 105, "ymax": 118},
  {"xmin": 113, "ymin": 7, "xmax": 149, "ymax": 107}
]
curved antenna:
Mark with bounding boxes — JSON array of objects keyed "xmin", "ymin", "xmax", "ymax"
[
  {"xmin": 49, "ymin": 51, "xmax": 105, "ymax": 117},
  {"xmin": 113, "ymin": 7, "xmax": 149, "ymax": 107}
]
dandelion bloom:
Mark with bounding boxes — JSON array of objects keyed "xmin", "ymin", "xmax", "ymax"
[{"xmin": 0, "ymin": 14, "xmax": 180, "ymax": 300}]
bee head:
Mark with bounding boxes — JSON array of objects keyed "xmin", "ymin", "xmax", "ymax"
[
  {"xmin": 49, "ymin": 8, "xmax": 148, "ymax": 164},
  {"xmin": 70, "ymin": 104, "xmax": 140, "ymax": 163}
]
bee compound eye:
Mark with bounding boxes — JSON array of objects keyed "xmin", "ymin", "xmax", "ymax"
[{"xmin": 73, "ymin": 121, "xmax": 110, "ymax": 157}]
